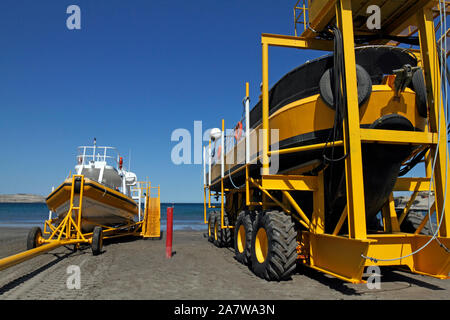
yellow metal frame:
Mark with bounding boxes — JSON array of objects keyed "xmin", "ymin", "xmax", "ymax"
[
  {"xmin": 0, "ymin": 175, "xmax": 161, "ymax": 271},
  {"xmin": 203, "ymin": 0, "xmax": 450, "ymax": 283}
]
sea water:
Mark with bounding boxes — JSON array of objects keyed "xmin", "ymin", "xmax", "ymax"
[{"xmin": 0, "ymin": 203, "xmax": 216, "ymax": 231}]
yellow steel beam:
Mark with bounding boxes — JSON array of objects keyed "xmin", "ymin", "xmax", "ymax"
[
  {"xmin": 304, "ymin": 0, "xmax": 337, "ymax": 39},
  {"xmin": 261, "ymin": 41, "xmax": 270, "ymax": 176},
  {"xmin": 399, "ymin": 190, "xmax": 420, "ymax": 225},
  {"xmin": 311, "ymin": 171, "xmax": 325, "ymax": 234},
  {"xmin": 380, "ymin": 0, "xmax": 434, "ymax": 43},
  {"xmin": 261, "ymin": 174, "xmax": 317, "ymax": 191},
  {"xmin": 415, "ymin": 202, "xmax": 435, "ymax": 235},
  {"xmin": 250, "ymin": 178, "xmax": 309, "ymax": 229},
  {"xmin": 417, "ymin": 5, "xmax": 450, "ymax": 237},
  {"xmin": 337, "ymin": 0, "xmax": 367, "ymax": 240},
  {"xmin": 394, "ymin": 177, "xmax": 432, "ymax": 191},
  {"xmin": 245, "ymin": 165, "xmax": 250, "ymax": 206},
  {"xmin": 261, "ymin": 33, "xmax": 333, "ymax": 51},
  {"xmin": 332, "ymin": 205, "xmax": 348, "ymax": 236},
  {"xmin": 282, "ymin": 190, "xmax": 311, "ymax": 226},
  {"xmin": 203, "ymin": 186, "xmax": 208, "ymax": 224},
  {"xmin": 360, "ymin": 129, "xmax": 438, "ymax": 145},
  {"xmin": 268, "ymin": 140, "xmax": 344, "ymax": 156},
  {"xmin": 381, "ymin": 194, "xmax": 401, "ymax": 233}
]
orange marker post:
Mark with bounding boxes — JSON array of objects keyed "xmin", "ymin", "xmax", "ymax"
[{"xmin": 166, "ymin": 206, "xmax": 173, "ymax": 258}]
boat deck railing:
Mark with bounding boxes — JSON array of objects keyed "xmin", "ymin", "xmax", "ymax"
[
  {"xmin": 204, "ymin": 83, "xmax": 251, "ymax": 186},
  {"xmin": 77, "ymin": 146, "xmax": 121, "ymax": 168},
  {"xmin": 130, "ymin": 181, "xmax": 160, "ymax": 222}
]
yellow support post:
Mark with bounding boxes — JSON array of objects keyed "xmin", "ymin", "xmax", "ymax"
[
  {"xmin": 282, "ymin": 190, "xmax": 311, "ymax": 226},
  {"xmin": 332, "ymin": 205, "xmax": 348, "ymax": 236},
  {"xmin": 336, "ymin": 0, "xmax": 367, "ymax": 240},
  {"xmin": 381, "ymin": 194, "xmax": 401, "ymax": 233},
  {"xmin": 261, "ymin": 41, "xmax": 270, "ymax": 176},
  {"xmin": 311, "ymin": 171, "xmax": 325, "ymax": 234},
  {"xmin": 203, "ymin": 186, "xmax": 208, "ymax": 224},
  {"xmin": 417, "ymin": 6, "xmax": 450, "ymax": 237}
]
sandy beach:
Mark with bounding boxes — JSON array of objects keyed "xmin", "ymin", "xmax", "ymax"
[{"xmin": 0, "ymin": 226, "xmax": 449, "ymax": 300}]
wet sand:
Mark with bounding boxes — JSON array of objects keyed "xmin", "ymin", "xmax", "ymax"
[{"xmin": 0, "ymin": 227, "xmax": 449, "ymax": 300}]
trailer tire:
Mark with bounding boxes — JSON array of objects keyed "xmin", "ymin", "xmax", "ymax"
[
  {"xmin": 27, "ymin": 227, "xmax": 42, "ymax": 250},
  {"xmin": 234, "ymin": 211, "xmax": 255, "ymax": 265},
  {"xmin": 91, "ymin": 226, "xmax": 103, "ymax": 256},
  {"xmin": 207, "ymin": 211, "xmax": 216, "ymax": 242},
  {"xmin": 213, "ymin": 211, "xmax": 232, "ymax": 248},
  {"xmin": 221, "ymin": 213, "xmax": 233, "ymax": 247},
  {"xmin": 250, "ymin": 210, "xmax": 297, "ymax": 281}
]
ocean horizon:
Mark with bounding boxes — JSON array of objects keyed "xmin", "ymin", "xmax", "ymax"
[{"xmin": 0, "ymin": 202, "xmax": 217, "ymax": 231}]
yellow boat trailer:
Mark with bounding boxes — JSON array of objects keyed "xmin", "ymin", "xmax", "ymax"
[
  {"xmin": 0, "ymin": 175, "xmax": 161, "ymax": 271},
  {"xmin": 204, "ymin": 0, "xmax": 450, "ymax": 283}
]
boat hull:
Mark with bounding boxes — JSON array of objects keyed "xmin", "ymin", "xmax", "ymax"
[
  {"xmin": 46, "ymin": 177, "xmax": 138, "ymax": 233},
  {"xmin": 208, "ymin": 87, "xmax": 425, "ymax": 232}
]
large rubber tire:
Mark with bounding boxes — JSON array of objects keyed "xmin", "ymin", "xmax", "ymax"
[
  {"xmin": 213, "ymin": 211, "xmax": 232, "ymax": 248},
  {"xmin": 234, "ymin": 211, "xmax": 256, "ymax": 265},
  {"xmin": 399, "ymin": 211, "xmax": 436, "ymax": 235},
  {"xmin": 207, "ymin": 211, "xmax": 216, "ymax": 242},
  {"xmin": 73, "ymin": 176, "xmax": 82, "ymax": 194},
  {"xmin": 319, "ymin": 64, "xmax": 372, "ymax": 109},
  {"xmin": 250, "ymin": 211, "xmax": 297, "ymax": 281},
  {"xmin": 91, "ymin": 226, "xmax": 103, "ymax": 256},
  {"xmin": 411, "ymin": 69, "xmax": 428, "ymax": 118},
  {"xmin": 27, "ymin": 227, "xmax": 42, "ymax": 250}
]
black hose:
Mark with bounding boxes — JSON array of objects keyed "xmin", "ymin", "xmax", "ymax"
[{"xmin": 398, "ymin": 147, "xmax": 430, "ymax": 177}]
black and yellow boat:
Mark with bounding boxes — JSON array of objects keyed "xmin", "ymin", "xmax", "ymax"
[{"xmin": 208, "ymin": 45, "xmax": 427, "ymax": 232}]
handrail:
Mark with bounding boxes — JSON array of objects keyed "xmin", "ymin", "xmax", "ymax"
[{"xmin": 76, "ymin": 145, "xmax": 121, "ymax": 167}]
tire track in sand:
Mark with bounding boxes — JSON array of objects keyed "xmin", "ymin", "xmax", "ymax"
[{"xmin": 0, "ymin": 245, "xmax": 113, "ymax": 300}]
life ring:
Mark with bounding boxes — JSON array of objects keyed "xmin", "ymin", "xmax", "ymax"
[
  {"xmin": 234, "ymin": 121, "xmax": 243, "ymax": 141},
  {"xmin": 319, "ymin": 64, "xmax": 372, "ymax": 109}
]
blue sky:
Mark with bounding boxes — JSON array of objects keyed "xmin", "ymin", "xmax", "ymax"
[
  {"xmin": 0, "ymin": 1, "xmax": 325, "ymax": 202},
  {"xmin": 0, "ymin": 1, "xmax": 444, "ymax": 202}
]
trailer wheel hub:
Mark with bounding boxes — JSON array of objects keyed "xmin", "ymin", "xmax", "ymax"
[
  {"xmin": 237, "ymin": 225, "xmax": 246, "ymax": 253},
  {"xmin": 255, "ymin": 228, "xmax": 268, "ymax": 263}
]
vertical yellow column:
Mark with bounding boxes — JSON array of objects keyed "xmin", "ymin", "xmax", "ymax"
[
  {"xmin": 245, "ymin": 82, "xmax": 251, "ymax": 207},
  {"xmin": 417, "ymin": 7, "xmax": 450, "ymax": 237},
  {"xmin": 221, "ymin": 119, "xmax": 225, "ymax": 227},
  {"xmin": 336, "ymin": 0, "xmax": 367, "ymax": 239},
  {"xmin": 312, "ymin": 171, "xmax": 325, "ymax": 234},
  {"xmin": 261, "ymin": 41, "xmax": 270, "ymax": 176}
]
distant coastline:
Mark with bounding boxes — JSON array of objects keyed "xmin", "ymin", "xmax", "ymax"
[{"xmin": 0, "ymin": 194, "xmax": 46, "ymax": 203}]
